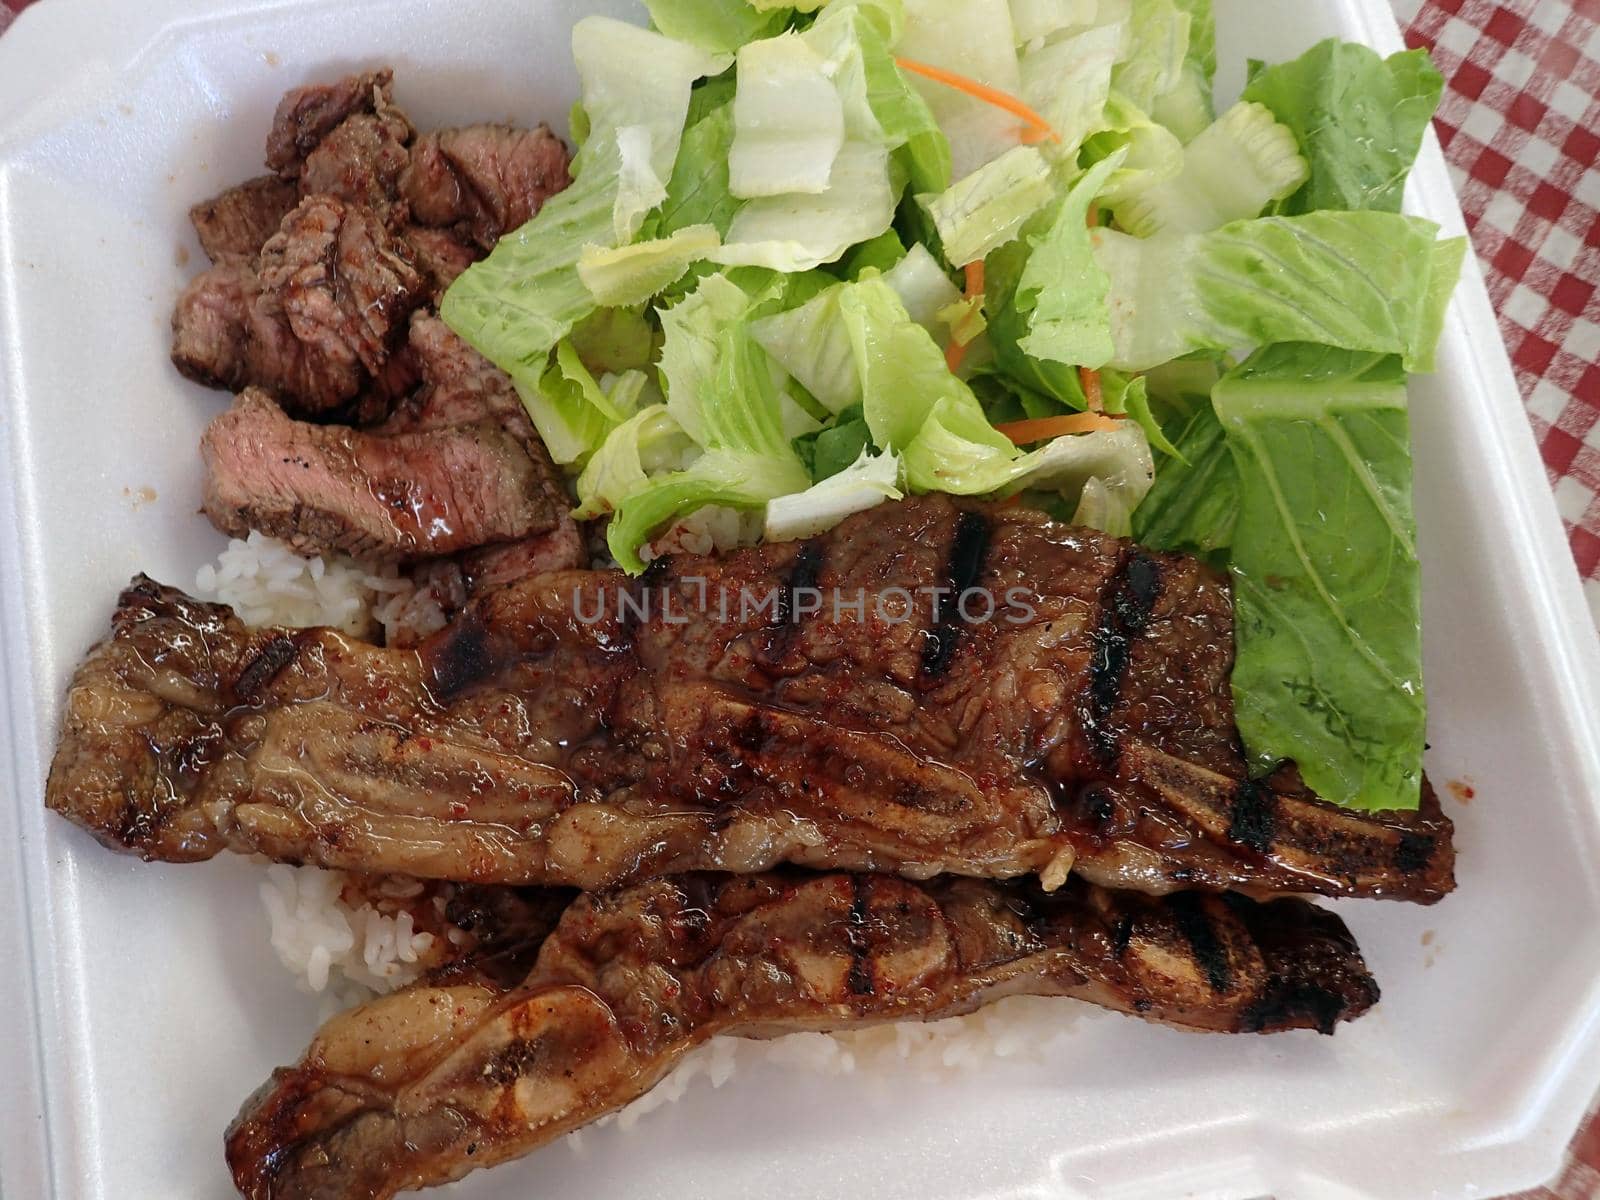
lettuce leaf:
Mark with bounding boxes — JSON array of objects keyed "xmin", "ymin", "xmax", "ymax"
[
  {"xmin": 898, "ymin": 0, "xmax": 1025, "ymax": 179},
  {"xmin": 1241, "ymin": 39, "xmax": 1444, "ymax": 215},
  {"xmin": 750, "ymin": 282, "xmax": 862, "ymax": 413},
  {"xmin": 519, "ymin": 339, "xmax": 640, "ymax": 465},
  {"xmin": 642, "ymin": 0, "xmax": 790, "ymax": 53},
  {"xmin": 1014, "ymin": 155, "xmax": 1121, "ymax": 368},
  {"xmin": 765, "ymin": 447, "xmax": 903, "ymax": 540},
  {"xmin": 1111, "ymin": 101, "xmax": 1307, "ymax": 236},
  {"xmin": 1214, "ymin": 343, "xmax": 1424, "ymax": 811},
  {"xmin": 1129, "ymin": 398, "xmax": 1236, "ymax": 560},
  {"xmin": 578, "ymin": 224, "xmax": 721, "ymax": 306},
  {"xmin": 730, "ymin": 33, "xmax": 846, "ymax": 197},
  {"xmin": 1111, "ymin": 0, "xmax": 1190, "ymax": 111},
  {"xmin": 574, "ymin": 404, "xmax": 697, "ymax": 520},
  {"xmin": 1019, "ymin": 24, "xmax": 1122, "ymax": 161},
  {"xmin": 918, "ymin": 144, "xmax": 1055, "ymax": 266},
  {"xmin": 1093, "ymin": 211, "xmax": 1466, "ymax": 371}
]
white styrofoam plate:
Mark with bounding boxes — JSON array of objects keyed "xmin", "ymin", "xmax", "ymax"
[{"xmin": 2, "ymin": 1, "xmax": 1599, "ymax": 1197}]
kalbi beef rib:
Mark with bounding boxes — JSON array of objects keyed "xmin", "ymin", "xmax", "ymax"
[
  {"xmin": 45, "ymin": 498, "xmax": 1454, "ymax": 901},
  {"xmin": 226, "ymin": 871, "xmax": 1378, "ymax": 1200}
]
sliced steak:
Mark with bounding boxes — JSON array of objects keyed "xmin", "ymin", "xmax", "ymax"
[
  {"xmin": 400, "ymin": 124, "xmax": 571, "ymax": 249},
  {"xmin": 200, "ymin": 388, "xmax": 563, "ymax": 561},
  {"xmin": 46, "ymin": 499, "xmax": 1455, "ymax": 901},
  {"xmin": 188, "ymin": 176, "xmax": 298, "ymax": 265},
  {"xmin": 226, "ymin": 871, "xmax": 1378, "ymax": 1198}
]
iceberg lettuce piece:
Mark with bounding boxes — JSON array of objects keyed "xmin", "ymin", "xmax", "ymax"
[
  {"xmin": 1242, "ymin": 38, "xmax": 1444, "ymax": 215},
  {"xmin": 918, "ymin": 144, "xmax": 1054, "ymax": 266},
  {"xmin": 730, "ymin": 33, "xmax": 846, "ymax": 197},
  {"xmin": 712, "ymin": 140, "xmax": 898, "ymax": 270},
  {"xmin": 1014, "ymin": 154, "xmax": 1121, "ymax": 369},
  {"xmin": 571, "ymin": 17, "xmax": 732, "ymax": 240},
  {"xmin": 1019, "ymin": 24, "xmax": 1122, "ymax": 161},
  {"xmin": 578, "ymin": 224, "xmax": 722, "ymax": 306},
  {"xmin": 765, "ymin": 447, "xmax": 903, "ymax": 541},
  {"xmin": 1082, "ymin": 92, "xmax": 1184, "ymax": 206},
  {"xmin": 1214, "ymin": 344, "xmax": 1425, "ymax": 811},
  {"xmin": 642, "ymin": 0, "xmax": 789, "ymax": 53},
  {"xmin": 899, "ymin": 0, "xmax": 1024, "ymax": 179},
  {"xmin": 1093, "ymin": 211, "xmax": 1466, "ymax": 371},
  {"xmin": 518, "ymin": 339, "xmax": 639, "ymax": 466},
  {"xmin": 750, "ymin": 283, "xmax": 861, "ymax": 414},
  {"xmin": 1111, "ymin": 101, "xmax": 1307, "ymax": 236},
  {"xmin": 882, "ymin": 242, "xmax": 962, "ymax": 334},
  {"xmin": 574, "ymin": 404, "xmax": 697, "ymax": 520},
  {"xmin": 1000, "ymin": 422, "xmax": 1155, "ymax": 535},
  {"xmin": 1111, "ymin": 0, "xmax": 1190, "ymax": 111}
]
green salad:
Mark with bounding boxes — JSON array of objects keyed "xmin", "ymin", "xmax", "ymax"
[{"xmin": 441, "ymin": 0, "xmax": 1461, "ymax": 814}]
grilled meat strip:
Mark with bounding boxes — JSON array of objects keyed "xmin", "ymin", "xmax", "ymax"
[
  {"xmin": 226, "ymin": 871, "xmax": 1378, "ymax": 1199},
  {"xmin": 46, "ymin": 498, "xmax": 1454, "ymax": 901}
]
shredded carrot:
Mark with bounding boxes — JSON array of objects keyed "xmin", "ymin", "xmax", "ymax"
[
  {"xmin": 1079, "ymin": 366, "xmax": 1103, "ymax": 412},
  {"xmin": 993, "ymin": 411, "xmax": 1123, "ymax": 444},
  {"xmin": 945, "ymin": 261, "xmax": 988, "ymax": 375},
  {"xmin": 895, "ymin": 57, "xmax": 1060, "ymax": 145}
]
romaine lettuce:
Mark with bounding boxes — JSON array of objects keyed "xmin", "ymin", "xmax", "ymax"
[
  {"xmin": 730, "ymin": 33, "xmax": 847, "ymax": 196},
  {"xmin": 918, "ymin": 144, "xmax": 1054, "ymax": 266},
  {"xmin": 898, "ymin": 0, "xmax": 1025, "ymax": 179},
  {"xmin": 1214, "ymin": 344, "xmax": 1425, "ymax": 811},
  {"xmin": 1013, "ymin": 154, "xmax": 1121, "ymax": 369},
  {"xmin": 643, "ymin": 0, "xmax": 790, "ymax": 53},
  {"xmin": 1242, "ymin": 38, "xmax": 1444, "ymax": 215},
  {"xmin": 1110, "ymin": 101, "xmax": 1307, "ymax": 236},
  {"xmin": 578, "ymin": 224, "xmax": 722, "ymax": 306},
  {"xmin": 1094, "ymin": 211, "xmax": 1467, "ymax": 371}
]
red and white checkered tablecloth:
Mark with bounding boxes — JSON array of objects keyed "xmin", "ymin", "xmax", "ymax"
[{"xmin": 2, "ymin": 0, "xmax": 1598, "ymax": 1194}]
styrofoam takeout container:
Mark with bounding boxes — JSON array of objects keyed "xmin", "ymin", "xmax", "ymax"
[{"xmin": 2, "ymin": 1, "xmax": 1599, "ymax": 1197}]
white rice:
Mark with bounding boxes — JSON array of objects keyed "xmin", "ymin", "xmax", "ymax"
[
  {"xmin": 194, "ymin": 531, "xmax": 446, "ymax": 644},
  {"xmin": 206, "ymin": 529, "xmax": 1077, "ymax": 1131}
]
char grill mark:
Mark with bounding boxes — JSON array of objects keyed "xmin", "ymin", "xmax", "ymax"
[
  {"xmin": 846, "ymin": 875, "xmax": 875, "ymax": 997},
  {"xmin": 233, "ymin": 634, "xmax": 303, "ymax": 704},
  {"xmin": 1164, "ymin": 892, "xmax": 1232, "ymax": 994},
  {"xmin": 1081, "ymin": 547, "xmax": 1165, "ymax": 766},
  {"xmin": 775, "ymin": 540, "xmax": 824, "ymax": 627},
  {"xmin": 226, "ymin": 872, "xmax": 1378, "ymax": 1199},
  {"xmin": 920, "ymin": 508, "xmax": 991, "ymax": 679},
  {"xmin": 1227, "ymin": 778, "xmax": 1277, "ymax": 854},
  {"xmin": 45, "ymin": 498, "xmax": 1456, "ymax": 902}
]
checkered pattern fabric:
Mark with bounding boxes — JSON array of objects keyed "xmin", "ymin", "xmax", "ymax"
[
  {"xmin": 2, "ymin": 0, "xmax": 1598, "ymax": 1192},
  {"xmin": 1404, "ymin": 0, "xmax": 1600, "ymax": 630}
]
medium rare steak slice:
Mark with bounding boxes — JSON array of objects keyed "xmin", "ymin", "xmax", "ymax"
[
  {"xmin": 200, "ymin": 389, "xmax": 563, "ymax": 561},
  {"xmin": 171, "ymin": 195, "xmax": 428, "ymax": 420},
  {"xmin": 399, "ymin": 124, "xmax": 572, "ymax": 249},
  {"xmin": 226, "ymin": 871, "xmax": 1378, "ymax": 1199},
  {"xmin": 45, "ymin": 499, "xmax": 1455, "ymax": 901},
  {"xmin": 188, "ymin": 176, "xmax": 298, "ymax": 265}
]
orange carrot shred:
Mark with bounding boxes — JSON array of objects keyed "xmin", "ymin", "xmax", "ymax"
[
  {"xmin": 1079, "ymin": 366, "xmax": 1103, "ymax": 412},
  {"xmin": 993, "ymin": 411, "xmax": 1123, "ymax": 444},
  {"xmin": 946, "ymin": 261, "xmax": 988, "ymax": 375},
  {"xmin": 895, "ymin": 57, "xmax": 1061, "ymax": 144}
]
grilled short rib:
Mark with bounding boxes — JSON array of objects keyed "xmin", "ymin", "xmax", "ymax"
[
  {"xmin": 226, "ymin": 871, "xmax": 1379, "ymax": 1200},
  {"xmin": 46, "ymin": 497, "xmax": 1454, "ymax": 900}
]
